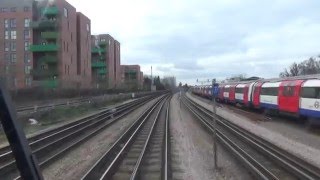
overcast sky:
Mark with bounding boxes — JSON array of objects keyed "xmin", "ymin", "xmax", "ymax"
[{"xmin": 68, "ymin": 0, "xmax": 320, "ymax": 85}]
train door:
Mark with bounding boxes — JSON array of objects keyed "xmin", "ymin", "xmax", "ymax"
[
  {"xmin": 229, "ymin": 85, "xmax": 237, "ymax": 102},
  {"xmin": 253, "ymin": 82, "xmax": 263, "ymax": 108},
  {"xmin": 248, "ymin": 82, "xmax": 257, "ymax": 104},
  {"xmin": 278, "ymin": 80, "xmax": 303, "ymax": 113},
  {"xmin": 243, "ymin": 84, "xmax": 249, "ymax": 105}
]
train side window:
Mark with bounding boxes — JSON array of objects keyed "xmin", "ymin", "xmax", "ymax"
[
  {"xmin": 301, "ymin": 87, "xmax": 320, "ymax": 98},
  {"xmin": 224, "ymin": 87, "xmax": 230, "ymax": 92},
  {"xmin": 235, "ymin": 88, "xmax": 244, "ymax": 93},
  {"xmin": 283, "ymin": 86, "xmax": 294, "ymax": 97},
  {"xmin": 261, "ymin": 87, "xmax": 278, "ymax": 96}
]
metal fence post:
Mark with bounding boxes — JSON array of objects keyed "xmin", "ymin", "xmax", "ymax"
[{"xmin": 212, "ymin": 79, "xmax": 218, "ymax": 169}]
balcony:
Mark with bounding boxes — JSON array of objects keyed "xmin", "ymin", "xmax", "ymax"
[
  {"xmin": 39, "ymin": 55, "xmax": 57, "ymax": 63},
  {"xmin": 98, "ymin": 41, "xmax": 108, "ymax": 47},
  {"xmin": 92, "ymin": 47, "xmax": 106, "ymax": 54},
  {"xmin": 97, "ymin": 69, "xmax": 107, "ymax": 74},
  {"xmin": 41, "ymin": 79, "xmax": 58, "ymax": 88},
  {"xmin": 30, "ymin": 20, "xmax": 57, "ymax": 29},
  {"xmin": 32, "ymin": 69, "xmax": 58, "ymax": 79},
  {"xmin": 29, "ymin": 44, "xmax": 59, "ymax": 52},
  {"xmin": 41, "ymin": 32, "xmax": 59, "ymax": 39},
  {"xmin": 91, "ymin": 61, "xmax": 106, "ymax": 68},
  {"xmin": 43, "ymin": 6, "xmax": 59, "ymax": 16}
]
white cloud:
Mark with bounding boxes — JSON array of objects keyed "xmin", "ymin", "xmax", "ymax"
[{"xmin": 67, "ymin": 0, "xmax": 320, "ymax": 85}]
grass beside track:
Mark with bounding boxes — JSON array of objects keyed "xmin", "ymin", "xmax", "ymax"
[{"xmin": 0, "ymin": 97, "xmax": 131, "ymax": 147}]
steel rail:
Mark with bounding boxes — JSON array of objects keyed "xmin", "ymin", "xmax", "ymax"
[
  {"xmin": 3, "ymin": 94, "xmax": 161, "ymax": 179},
  {"xmin": 184, "ymin": 95, "xmax": 320, "ymax": 180},
  {"xmin": 0, "ymin": 95, "xmax": 152, "ymax": 160},
  {"xmin": 182, "ymin": 98, "xmax": 277, "ymax": 179},
  {"xmin": 81, "ymin": 95, "xmax": 168, "ymax": 180},
  {"xmin": 130, "ymin": 96, "xmax": 170, "ymax": 180}
]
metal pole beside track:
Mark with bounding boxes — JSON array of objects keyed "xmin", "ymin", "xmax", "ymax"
[
  {"xmin": 212, "ymin": 79, "xmax": 218, "ymax": 169},
  {"xmin": 0, "ymin": 81, "xmax": 43, "ymax": 180}
]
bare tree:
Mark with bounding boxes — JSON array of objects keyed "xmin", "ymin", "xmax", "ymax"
[{"xmin": 279, "ymin": 56, "xmax": 320, "ymax": 77}]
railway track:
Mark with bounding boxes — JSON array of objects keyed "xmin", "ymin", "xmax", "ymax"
[
  {"xmin": 82, "ymin": 95, "xmax": 172, "ymax": 180},
  {"xmin": 182, "ymin": 94, "xmax": 320, "ymax": 180},
  {"xmin": 0, "ymin": 94, "xmax": 162, "ymax": 180}
]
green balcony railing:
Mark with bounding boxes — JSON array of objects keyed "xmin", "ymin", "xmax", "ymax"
[
  {"xmin": 92, "ymin": 47, "xmax": 106, "ymax": 54},
  {"xmin": 43, "ymin": 6, "xmax": 59, "ymax": 16},
  {"xmin": 32, "ymin": 69, "xmax": 58, "ymax": 78},
  {"xmin": 91, "ymin": 61, "xmax": 106, "ymax": 68},
  {"xmin": 41, "ymin": 32, "xmax": 59, "ymax": 39},
  {"xmin": 29, "ymin": 44, "xmax": 59, "ymax": 52},
  {"xmin": 39, "ymin": 55, "xmax": 57, "ymax": 63},
  {"xmin": 98, "ymin": 41, "xmax": 108, "ymax": 47},
  {"xmin": 97, "ymin": 69, "xmax": 107, "ymax": 74},
  {"xmin": 41, "ymin": 79, "xmax": 58, "ymax": 88},
  {"xmin": 30, "ymin": 20, "xmax": 57, "ymax": 29}
]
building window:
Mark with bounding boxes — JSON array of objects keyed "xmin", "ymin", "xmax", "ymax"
[
  {"xmin": 10, "ymin": 53, "xmax": 17, "ymax": 63},
  {"xmin": 24, "ymin": 18, "xmax": 30, "ymax": 27},
  {"xmin": 24, "ymin": 53, "xmax": 30, "ymax": 63},
  {"xmin": 11, "ymin": 30, "xmax": 16, "ymax": 39},
  {"xmin": 1, "ymin": 8, "xmax": 8, "ymax": 13},
  {"xmin": 64, "ymin": 8, "xmax": 68, "ymax": 17},
  {"xmin": 86, "ymin": 24, "xmax": 90, "ymax": 32},
  {"xmin": 4, "ymin": 42, "xmax": 9, "ymax": 51},
  {"xmin": 5, "ymin": 31, "xmax": 9, "ymax": 39},
  {"xmin": 4, "ymin": 53, "xmax": 10, "ymax": 62},
  {"xmin": 14, "ymin": 78, "xmax": 18, "ymax": 88},
  {"xmin": 24, "ymin": 7, "xmax": 30, "ymax": 12},
  {"xmin": 10, "ymin": 19, "xmax": 16, "ymax": 28},
  {"xmin": 101, "ymin": 38, "xmax": 106, "ymax": 42},
  {"xmin": 4, "ymin": 19, "xmax": 9, "ymax": 28},
  {"xmin": 10, "ymin": 7, "xmax": 16, "ymax": 12},
  {"xmin": 25, "ymin": 77, "xmax": 32, "ymax": 86},
  {"xmin": 24, "ymin": 30, "xmax": 30, "ymax": 39},
  {"xmin": 10, "ymin": 42, "xmax": 16, "ymax": 52},
  {"xmin": 24, "ymin": 41, "xmax": 29, "ymax": 51},
  {"xmin": 25, "ymin": 66, "xmax": 32, "ymax": 75}
]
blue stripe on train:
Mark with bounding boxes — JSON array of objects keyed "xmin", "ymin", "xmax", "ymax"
[
  {"xmin": 260, "ymin": 103, "xmax": 278, "ymax": 109},
  {"xmin": 235, "ymin": 99, "xmax": 243, "ymax": 103},
  {"xmin": 299, "ymin": 108, "xmax": 320, "ymax": 118}
]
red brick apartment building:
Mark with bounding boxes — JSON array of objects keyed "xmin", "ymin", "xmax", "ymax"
[
  {"xmin": 0, "ymin": 0, "xmax": 144, "ymax": 91},
  {"xmin": 0, "ymin": 0, "xmax": 33, "ymax": 89},
  {"xmin": 76, "ymin": 12, "xmax": 91, "ymax": 88},
  {"xmin": 0, "ymin": 0, "xmax": 91, "ymax": 89},
  {"xmin": 91, "ymin": 34, "xmax": 122, "ymax": 89},
  {"xmin": 120, "ymin": 65, "xmax": 144, "ymax": 90}
]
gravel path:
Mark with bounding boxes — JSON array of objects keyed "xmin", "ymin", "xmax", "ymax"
[
  {"xmin": 187, "ymin": 92, "xmax": 320, "ymax": 168},
  {"xmin": 42, "ymin": 97, "xmax": 160, "ymax": 180},
  {"xmin": 170, "ymin": 94, "xmax": 252, "ymax": 180}
]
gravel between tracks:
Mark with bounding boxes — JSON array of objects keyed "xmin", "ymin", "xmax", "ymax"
[
  {"xmin": 42, "ymin": 97, "xmax": 160, "ymax": 180},
  {"xmin": 170, "ymin": 94, "xmax": 252, "ymax": 180},
  {"xmin": 186, "ymin": 92, "xmax": 320, "ymax": 168}
]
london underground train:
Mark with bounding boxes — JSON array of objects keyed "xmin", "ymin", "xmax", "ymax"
[{"xmin": 192, "ymin": 75, "xmax": 320, "ymax": 123}]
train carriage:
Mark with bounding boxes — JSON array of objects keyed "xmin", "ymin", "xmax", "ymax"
[{"xmin": 299, "ymin": 79, "xmax": 320, "ymax": 118}]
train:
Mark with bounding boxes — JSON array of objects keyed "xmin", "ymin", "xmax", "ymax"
[{"xmin": 192, "ymin": 75, "xmax": 320, "ymax": 125}]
